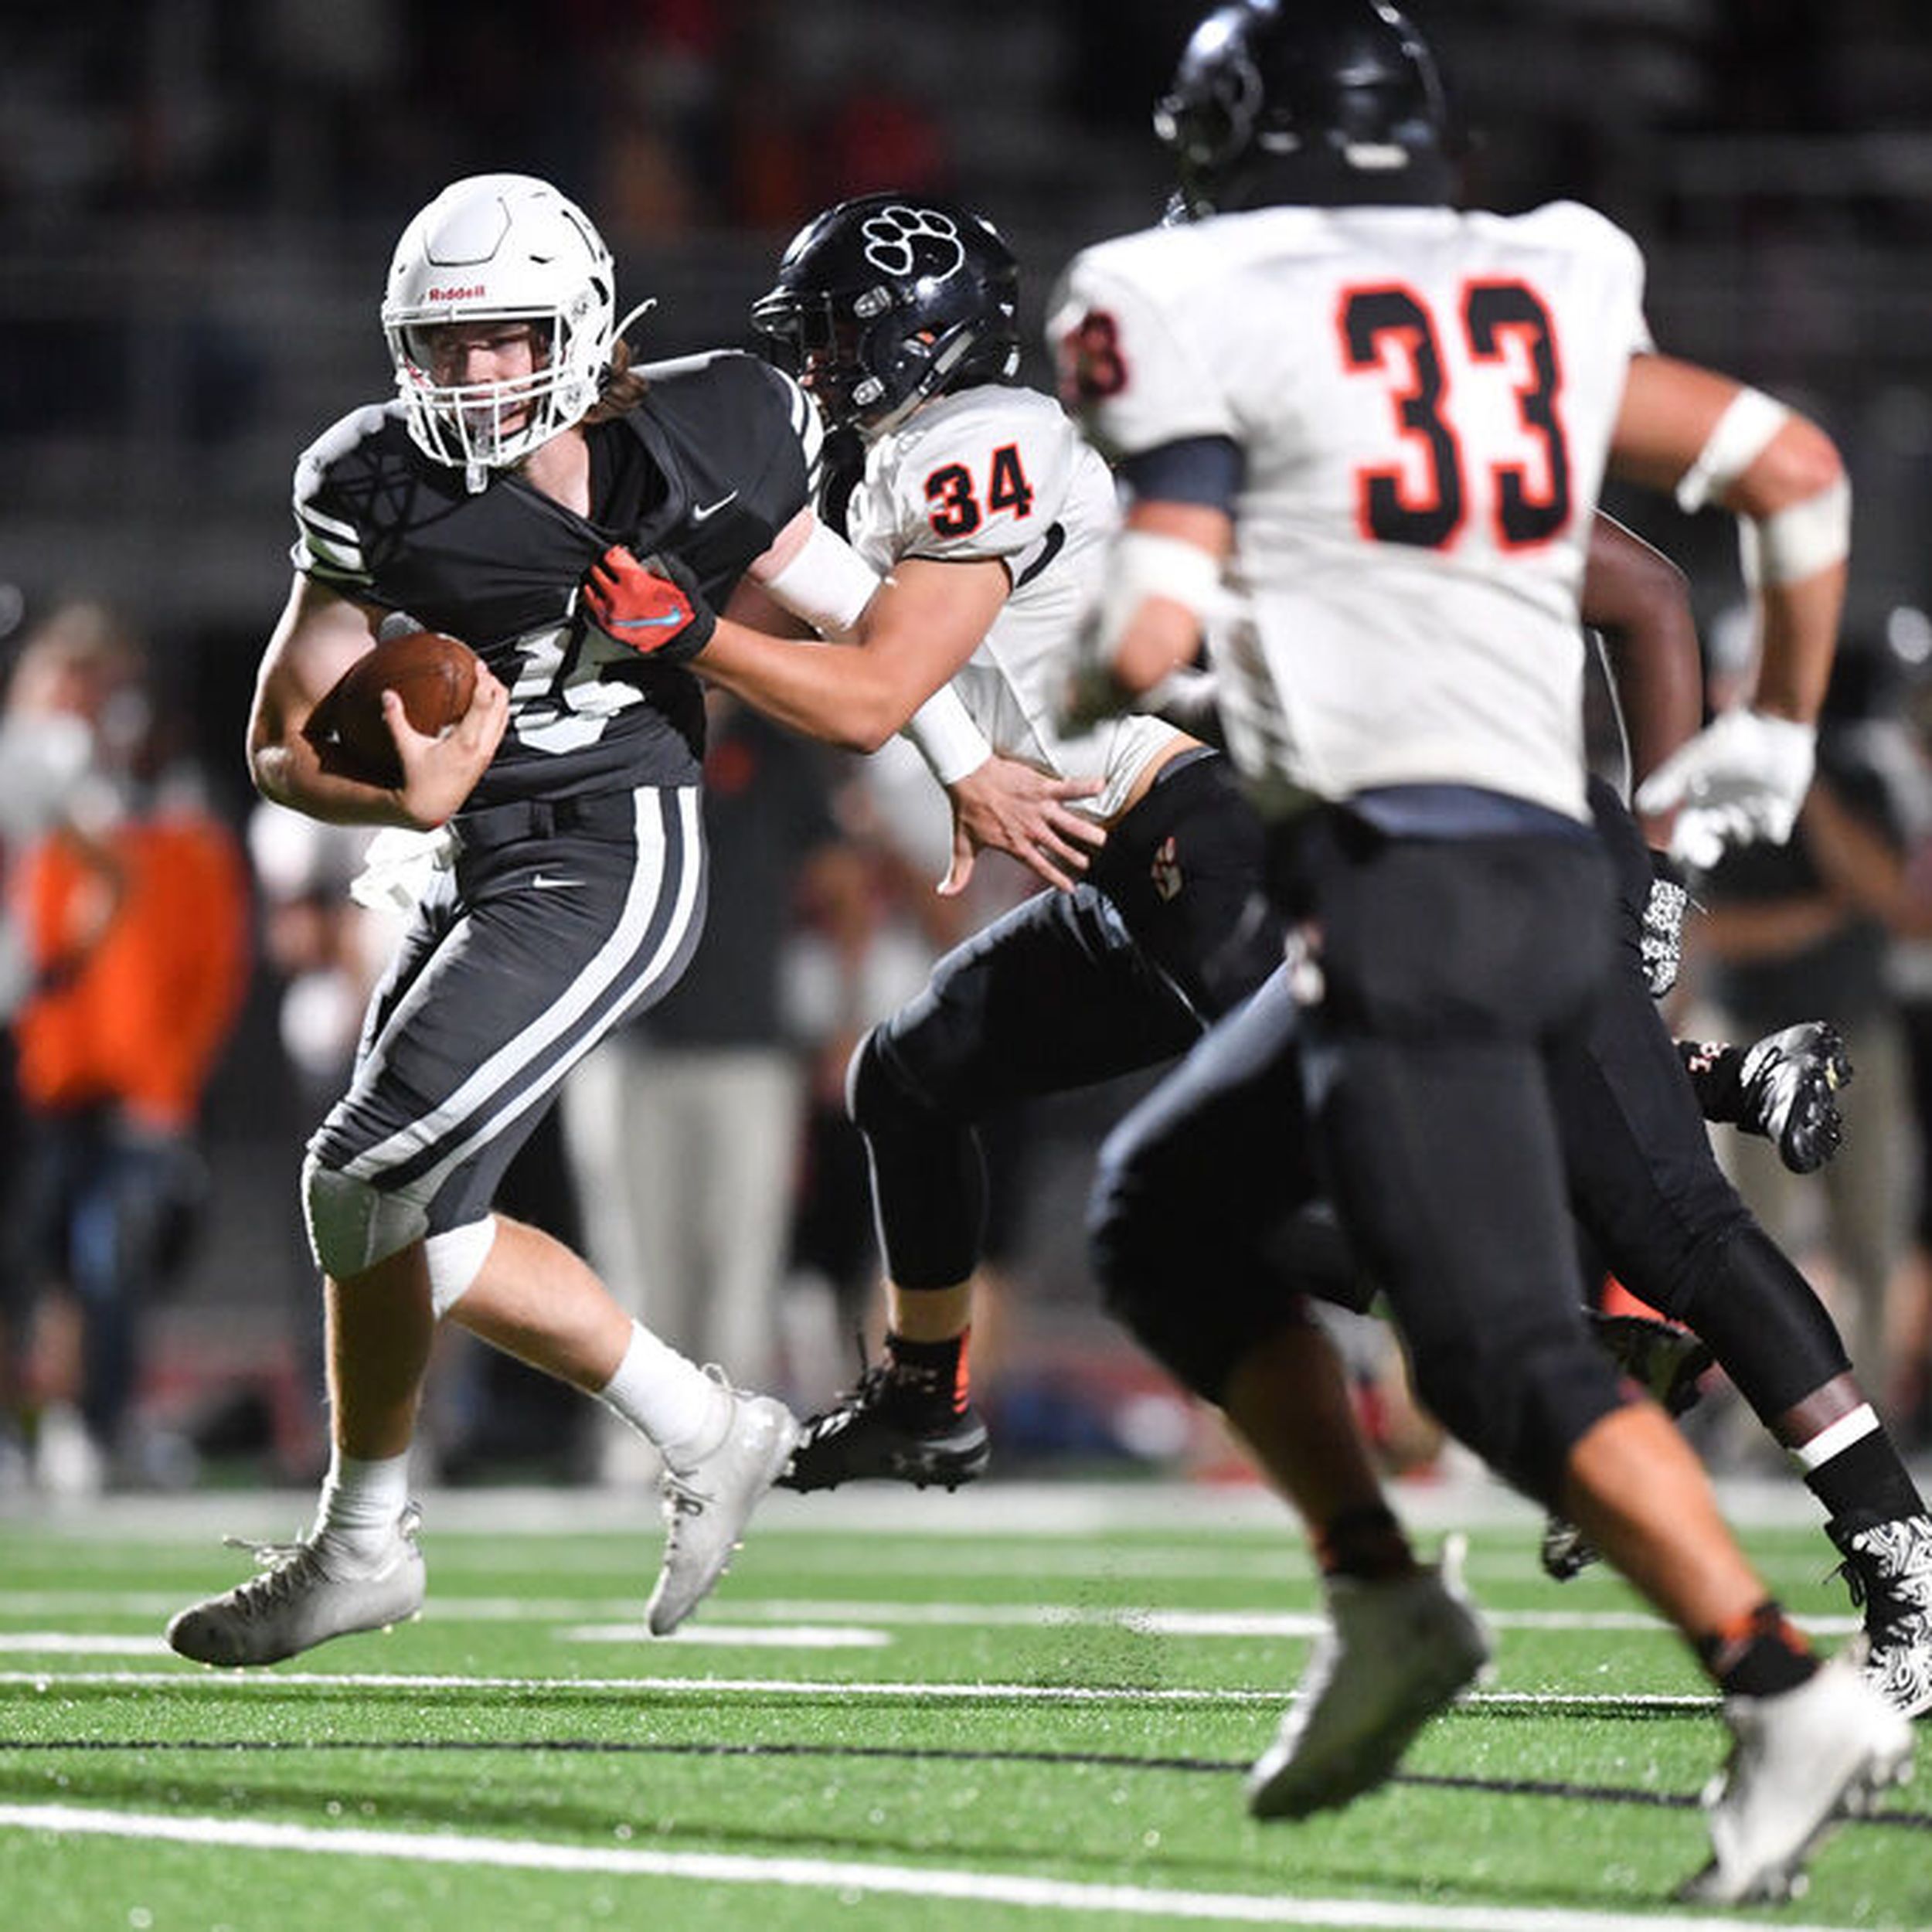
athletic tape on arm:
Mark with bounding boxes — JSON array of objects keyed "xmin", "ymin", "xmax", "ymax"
[
  {"xmin": 758, "ymin": 519, "xmax": 881, "ymax": 638},
  {"xmin": 1673, "ymin": 388, "xmax": 1791, "ymax": 513},
  {"xmin": 1739, "ymin": 475, "xmax": 1852, "ymax": 588},
  {"xmin": 1090, "ymin": 529, "xmax": 1226, "ymax": 666}
]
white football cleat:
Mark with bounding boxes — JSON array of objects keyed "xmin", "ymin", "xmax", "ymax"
[
  {"xmin": 165, "ymin": 1505, "xmax": 426, "ymax": 1667},
  {"xmin": 1247, "ymin": 1535, "xmax": 1492, "ymax": 1820},
  {"xmin": 1679, "ymin": 1649, "xmax": 1914, "ymax": 1905},
  {"xmin": 646, "ymin": 1386, "xmax": 800, "ymax": 1637}
]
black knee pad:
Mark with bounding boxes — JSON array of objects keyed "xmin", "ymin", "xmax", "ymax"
[
  {"xmin": 846, "ymin": 1026, "xmax": 986, "ymax": 1289},
  {"xmin": 1672, "ymin": 1221, "xmax": 1853, "ymax": 1420}
]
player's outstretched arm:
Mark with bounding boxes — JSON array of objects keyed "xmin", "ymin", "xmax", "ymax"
[
  {"xmin": 701, "ymin": 553, "xmax": 1012, "ymax": 754},
  {"xmin": 1617, "ymin": 355, "xmax": 1848, "ymax": 869},
  {"xmin": 1580, "ymin": 511, "xmax": 1704, "ymax": 838}
]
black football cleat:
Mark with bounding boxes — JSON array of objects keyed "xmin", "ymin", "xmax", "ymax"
[
  {"xmin": 777, "ymin": 1363, "xmax": 990, "ymax": 1493},
  {"xmin": 1542, "ymin": 1311, "xmax": 1716, "ymax": 1582},
  {"xmin": 1589, "ymin": 1311, "xmax": 1715, "ymax": 1418}
]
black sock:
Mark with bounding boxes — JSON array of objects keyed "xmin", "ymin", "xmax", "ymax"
[
  {"xmin": 1696, "ymin": 1600, "xmax": 1817, "ymax": 1699},
  {"xmin": 883, "ymin": 1329, "xmax": 970, "ymax": 1413},
  {"xmin": 1801, "ymin": 1426, "xmax": 1926, "ymax": 1530},
  {"xmin": 1316, "ymin": 1503, "xmax": 1417, "ymax": 1582}
]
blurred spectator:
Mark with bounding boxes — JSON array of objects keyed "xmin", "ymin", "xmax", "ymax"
[
  {"xmin": 249, "ymin": 805, "xmax": 398, "ymax": 1115},
  {"xmin": 0, "ymin": 621, "xmax": 100, "ymax": 1492},
  {"xmin": 590, "ymin": 4, "xmax": 725, "ymax": 241},
  {"xmin": 817, "ymin": 63, "xmax": 954, "ymax": 206},
  {"xmin": 0, "ymin": 600, "xmax": 250, "ymax": 1493},
  {"xmin": 238, "ymin": 802, "xmax": 396, "ymax": 1480},
  {"xmin": 778, "ymin": 757, "xmax": 959, "ymax": 1398},
  {"xmin": 1783, "ymin": 607, "xmax": 1932, "ymax": 1439},
  {"xmin": 1684, "ymin": 618, "xmax": 1915, "ymax": 1396},
  {"xmin": 560, "ymin": 691, "xmax": 842, "ymax": 1476},
  {"xmin": 775, "ymin": 742, "xmax": 1056, "ymax": 1403}
]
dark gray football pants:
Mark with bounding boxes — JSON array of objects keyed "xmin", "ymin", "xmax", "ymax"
[{"xmin": 307, "ymin": 786, "xmax": 706, "ymax": 1248}]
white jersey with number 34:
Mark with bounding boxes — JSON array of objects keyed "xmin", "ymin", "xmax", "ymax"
[
  {"xmin": 1049, "ymin": 200, "xmax": 1653, "ymax": 824},
  {"xmin": 846, "ymin": 384, "xmax": 1181, "ymax": 822}
]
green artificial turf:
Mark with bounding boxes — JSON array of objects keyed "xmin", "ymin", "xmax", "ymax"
[{"xmin": 0, "ymin": 1487, "xmax": 1923, "ymax": 1930}]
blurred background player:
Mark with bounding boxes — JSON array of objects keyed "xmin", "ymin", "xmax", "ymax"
[
  {"xmin": 1684, "ymin": 614, "xmax": 1915, "ymax": 1394},
  {"xmin": 1052, "ymin": 0, "xmax": 1910, "ymax": 1902}
]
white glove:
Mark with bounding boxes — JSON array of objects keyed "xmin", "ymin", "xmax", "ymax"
[{"xmin": 1634, "ymin": 709, "xmax": 1816, "ymax": 872}]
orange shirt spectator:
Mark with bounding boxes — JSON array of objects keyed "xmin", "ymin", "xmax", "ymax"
[{"xmin": 14, "ymin": 804, "xmax": 250, "ymax": 1132}]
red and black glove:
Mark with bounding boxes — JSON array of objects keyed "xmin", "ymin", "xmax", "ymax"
[{"xmin": 581, "ymin": 545, "xmax": 716, "ymax": 664}]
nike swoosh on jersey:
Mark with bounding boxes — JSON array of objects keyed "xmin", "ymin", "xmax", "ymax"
[
  {"xmin": 690, "ymin": 492, "xmax": 739, "ymax": 522},
  {"xmin": 530, "ymin": 875, "xmax": 583, "ymax": 890}
]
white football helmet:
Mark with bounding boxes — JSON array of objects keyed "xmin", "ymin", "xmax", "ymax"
[{"xmin": 381, "ymin": 174, "xmax": 617, "ymax": 488}]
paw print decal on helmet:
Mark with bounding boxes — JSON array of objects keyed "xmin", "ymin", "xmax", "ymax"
[
  {"xmin": 750, "ymin": 192, "xmax": 1020, "ymax": 436},
  {"xmin": 859, "ymin": 206, "xmax": 965, "ymax": 283}
]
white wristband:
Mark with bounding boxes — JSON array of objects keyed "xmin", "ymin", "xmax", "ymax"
[
  {"xmin": 758, "ymin": 519, "xmax": 880, "ymax": 638},
  {"xmin": 905, "ymin": 683, "xmax": 992, "ymax": 784},
  {"xmin": 1674, "ymin": 387, "xmax": 1791, "ymax": 513}
]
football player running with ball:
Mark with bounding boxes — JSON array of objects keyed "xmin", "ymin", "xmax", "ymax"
[
  {"xmin": 1050, "ymin": 0, "xmax": 1910, "ymax": 1906},
  {"xmin": 168, "ymin": 173, "xmax": 850, "ymax": 1661}
]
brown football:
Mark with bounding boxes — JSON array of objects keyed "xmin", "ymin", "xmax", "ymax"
[{"xmin": 303, "ymin": 629, "xmax": 479, "ymax": 787}]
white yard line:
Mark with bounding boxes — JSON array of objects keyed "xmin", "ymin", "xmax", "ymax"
[
  {"xmin": 557, "ymin": 1624, "xmax": 890, "ymax": 1648},
  {"xmin": 0, "ymin": 1471, "xmax": 1851, "ymax": 1541},
  {"xmin": 0, "ymin": 1666, "xmax": 1716, "ymax": 1709},
  {"xmin": 0, "ymin": 1634, "xmax": 170, "ymax": 1655},
  {"xmin": 0, "ymin": 1590, "xmax": 1861, "ymax": 1638},
  {"xmin": 0, "ymin": 1803, "xmax": 1872, "ymax": 1932}
]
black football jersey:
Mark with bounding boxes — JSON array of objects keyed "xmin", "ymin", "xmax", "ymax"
[{"xmin": 290, "ymin": 351, "xmax": 817, "ymax": 802}]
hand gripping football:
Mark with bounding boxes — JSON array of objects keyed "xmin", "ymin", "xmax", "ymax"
[{"xmin": 302, "ymin": 629, "xmax": 479, "ymax": 787}]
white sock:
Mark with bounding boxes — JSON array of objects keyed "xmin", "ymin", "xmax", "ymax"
[
  {"xmin": 597, "ymin": 1322, "xmax": 731, "ymax": 1468},
  {"xmin": 312, "ymin": 1447, "xmax": 411, "ymax": 1553}
]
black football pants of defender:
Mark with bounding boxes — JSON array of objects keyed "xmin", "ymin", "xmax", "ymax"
[
  {"xmin": 1088, "ymin": 961, "xmax": 1334, "ymax": 1399},
  {"xmin": 1093, "ymin": 810, "xmax": 1634, "ymax": 1507},
  {"xmin": 1553, "ymin": 791, "xmax": 1852, "ymax": 1417},
  {"xmin": 308, "ymin": 787, "xmax": 707, "ymax": 1243},
  {"xmin": 854, "ymin": 750, "xmax": 1284, "ymax": 1290},
  {"xmin": 1094, "ymin": 798, "xmax": 1854, "ymax": 1444}
]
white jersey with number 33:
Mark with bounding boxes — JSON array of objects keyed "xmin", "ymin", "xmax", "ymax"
[
  {"xmin": 846, "ymin": 384, "xmax": 1181, "ymax": 822},
  {"xmin": 1050, "ymin": 200, "xmax": 1653, "ymax": 825}
]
